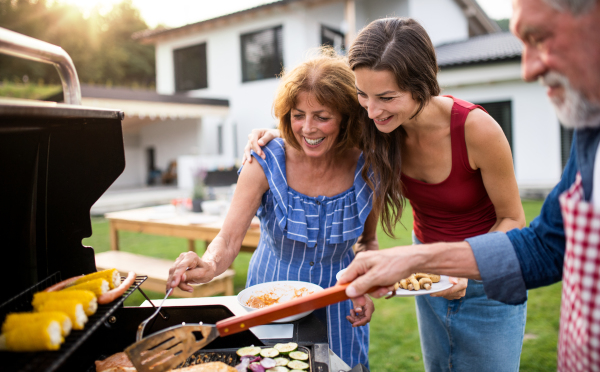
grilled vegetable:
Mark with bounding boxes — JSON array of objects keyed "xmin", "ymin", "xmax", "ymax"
[
  {"xmin": 287, "ymin": 360, "xmax": 309, "ymax": 370},
  {"xmin": 266, "ymin": 367, "xmax": 290, "ymax": 372},
  {"xmin": 0, "ymin": 318, "xmax": 63, "ymax": 351},
  {"xmin": 32, "ymin": 289, "xmax": 97, "ymax": 316},
  {"xmin": 63, "ymin": 278, "xmax": 109, "ymax": 297},
  {"xmin": 72, "ymin": 268, "xmax": 120, "ymax": 289},
  {"xmin": 236, "ymin": 346, "xmax": 262, "ymax": 357},
  {"xmin": 274, "ymin": 357, "xmax": 289, "ymax": 366},
  {"xmin": 37, "ymin": 299, "xmax": 88, "ymax": 330},
  {"xmin": 260, "ymin": 347, "xmax": 280, "ymax": 358},
  {"xmin": 2, "ymin": 311, "xmax": 72, "ymax": 337},
  {"xmin": 289, "ymin": 351, "xmax": 308, "ymax": 361},
  {"xmin": 274, "ymin": 342, "xmax": 298, "ymax": 354}
]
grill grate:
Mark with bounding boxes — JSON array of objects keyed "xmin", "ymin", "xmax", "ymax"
[{"xmin": 1, "ymin": 273, "xmax": 147, "ymax": 372}]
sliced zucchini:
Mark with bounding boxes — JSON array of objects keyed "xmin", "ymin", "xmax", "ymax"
[
  {"xmin": 260, "ymin": 347, "xmax": 280, "ymax": 358},
  {"xmin": 289, "ymin": 351, "xmax": 308, "ymax": 361},
  {"xmin": 287, "ymin": 360, "xmax": 309, "ymax": 370},
  {"xmin": 274, "ymin": 342, "xmax": 298, "ymax": 354},
  {"xmin": 266, "ymin": 367, "xmax": 290, "ymax": 372},
  {"xmin": 290, "ymin": 370, "xmax": 306, "ymax": 372},
  {"xmin": 274, "ymin": 357, "xmax": 290, "ymax": 366},
  {"xmin": 236, "ymin": 346, "xmax": 262, "ymax": 357}
]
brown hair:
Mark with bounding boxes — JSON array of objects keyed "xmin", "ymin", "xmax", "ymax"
[
  {"xmin": 348, "ymin": 17, "xmax": 441, "ymax": 237},
  {"xmin": 273, "ymin": 47, "xmax": 362, "ymax": 154}
]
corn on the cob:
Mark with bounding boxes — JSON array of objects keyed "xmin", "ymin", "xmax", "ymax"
[
  {"xmin": 37, "ymin": 299, "xmax": 88, "ymax": 330},
  {"xmin": 71, "ymin": 268, "xmax": 120, "ymax": 290},
  {"xmin": 0, "ymin": 318, "xmax": 63, "ymax": 351},
  {"xmin": 2, "ymin": 311, "xmax": 72, "ymax": 337},
  {"xmin": 32, "ymin": 290, "xmax": 97, "ymax": 316},
  {"xmin": 63, "ymin": 278, "xmax": 109, "ymax": 297}
]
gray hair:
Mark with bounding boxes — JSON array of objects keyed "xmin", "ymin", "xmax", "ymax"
[{"xmin": 543, "ymin": 0, "xmax": 597, "ymax": 15}]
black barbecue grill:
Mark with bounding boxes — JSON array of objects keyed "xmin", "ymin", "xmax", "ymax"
[{"xmin": 0, "ymin": 28, "xmax": 337, "ymax": 372}]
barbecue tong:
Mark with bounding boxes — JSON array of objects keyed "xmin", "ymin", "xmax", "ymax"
[{"xmin": 125, "ymin": 282, "xmax": 369, "ymax": 372}]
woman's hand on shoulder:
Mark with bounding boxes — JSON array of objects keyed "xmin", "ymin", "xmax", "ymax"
[
  {"xmin": 347, "ymin": 295, "xmax": 375, "ymax": 327},
  {"xmin": 167, "ymin": 251, "xmax": 217, "ymax": 293},
  {"xmin": 242, "ymin": 128, "xmax": 281, "ymax": 165}
]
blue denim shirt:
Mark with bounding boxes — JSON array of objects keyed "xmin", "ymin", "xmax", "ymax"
[{"xmin": 466, "ymin": 127, "xmax": 600, "ymax": 305}]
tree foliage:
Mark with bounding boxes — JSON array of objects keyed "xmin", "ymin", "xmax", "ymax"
[{"xmin": 0, "ymin": 0, "xmax": 155, "ymax": 87}]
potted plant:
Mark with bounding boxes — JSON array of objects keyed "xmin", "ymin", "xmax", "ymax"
[{"xmin": 192, "ymin": 167, "xmax": 207, "ymax": 213}]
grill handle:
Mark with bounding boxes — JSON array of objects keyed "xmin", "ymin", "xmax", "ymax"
[{"xmin": 0, "ymin": 27, "xmax": 81, "ymax": 105}]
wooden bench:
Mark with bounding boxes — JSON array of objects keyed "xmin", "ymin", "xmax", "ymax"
[{"xmin": 95, "ymin": 251, "xmax": 235, "ymax": 298}]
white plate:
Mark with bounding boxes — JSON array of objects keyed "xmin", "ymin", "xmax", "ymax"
[
  {"xmin": 237, "ymin": 281, "xmax": 324, "ymax": 323},
  {"xmin": 336, "ymin": 269, "xmax": 453, "ymax": 297}
]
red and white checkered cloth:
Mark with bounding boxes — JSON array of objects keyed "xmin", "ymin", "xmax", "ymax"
[{"xmin": 559, "ymin": 172, "xmax": 600, "ymax": 371}]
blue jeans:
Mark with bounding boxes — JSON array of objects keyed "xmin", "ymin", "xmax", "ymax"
[{"xmin": 413, "ymin": 232, "xmax": 527, "ymax": 372}]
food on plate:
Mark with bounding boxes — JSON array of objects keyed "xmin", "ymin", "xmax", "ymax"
[
  {"xmin": 2, "ymin": 311, "xmax": 72, "ymax": 337},
  {"xmin": 33, "ymin": 289, "xmax": 98, "ymax": 316},
  {"xmin": 64, "ymin": 278, "xmax": 110, "ymax": 297},
  {"xmin": 0, "ymin": 317, "xmax": 63, "ymax": 351},
  {"xmin": 245, "ymin": 287, "xmax": 314, "ymax": 309},
  {"xmin": 37, "ymin": 299, "xmax": 88, "ymax": 330},
  {"xmin": 73, "ymin": 268, "xmax": 121, "ymax": 289},
  {"xmin": 387, "ymin": 273, "xmax": 441, "ymax": 298}
]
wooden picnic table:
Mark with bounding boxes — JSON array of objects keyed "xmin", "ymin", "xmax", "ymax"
[{"xmin": 104, "ymin": 205, "xmax": 260, "ymax": 253}]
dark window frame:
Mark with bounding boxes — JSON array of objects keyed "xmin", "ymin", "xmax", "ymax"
[
  {"xmin": 240, "ymin": 25, "xmax": 283, "ymax": 83},
  {"xmin": 174, "ymin": 43, "xmax": 208, "ymax": 92},
  {"xmin": 321, "ymin": 25, "xmax": 345, "ymax": 53},
  {"xmin": 475, "ymin": 100, "xmax": 513, "ymax": 155}
]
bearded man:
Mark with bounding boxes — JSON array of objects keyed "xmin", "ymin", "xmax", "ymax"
[{"xmin": 340, "ymin": 0, "xmax": 600, "ymax": 370}]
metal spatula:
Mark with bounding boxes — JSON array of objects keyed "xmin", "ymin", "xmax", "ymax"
[
  {"xmin": 125, "ymin": 323, "xmax": 219, "ymax": 372},
  {"xmin": 125, "ymin": 283, "xmax": 375, "ymax": 372}
]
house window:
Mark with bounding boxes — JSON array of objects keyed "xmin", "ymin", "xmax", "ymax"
[
  {"xmin": 477, "ymin": 101, "xmax": 513, "ymax": 152},
  {"xmin": 560, "ymin": 126, "xmax": 574, "ymax": 169},
  {"xmin": 321, "ymin": 25, "xmax": 345, "ymax": 53},
  {"xmin": 174, "ymin": 43, "xmax": 207, "ymax": 91},
  {"xmin": 241, "ymin": 25, "xmax": 283, "ymax": 82}
]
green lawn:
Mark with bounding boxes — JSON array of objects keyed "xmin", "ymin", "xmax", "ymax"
[{"xmin": 83, "ymin": 199, "xmax": 558, "ymax": 371}]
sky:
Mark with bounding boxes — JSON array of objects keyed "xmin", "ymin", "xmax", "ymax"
[{"xmin": 56, "ymin": 0, "xmax": 513, "ymax": 29}]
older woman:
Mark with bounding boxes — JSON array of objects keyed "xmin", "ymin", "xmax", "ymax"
[{"xmin": 166, "ymin": 50, "xmax": 378, "ymax": 368}]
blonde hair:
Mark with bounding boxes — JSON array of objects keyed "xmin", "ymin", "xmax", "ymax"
[{"xmin": 273, "ymin": 47, "xmax": 362, "ymax": 153}]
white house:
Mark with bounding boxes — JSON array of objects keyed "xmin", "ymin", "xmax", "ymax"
[{"xmin": 127, "ymin": 0, "xmax": 561, "ymax": 197}]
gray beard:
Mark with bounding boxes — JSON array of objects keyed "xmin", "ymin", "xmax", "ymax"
[{"xmin": 541, "ymin": 71, "xmax": 600, "ymax": 129}]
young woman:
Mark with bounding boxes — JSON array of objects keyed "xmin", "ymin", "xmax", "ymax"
[
  {"xmin": 243, "ymin": 18, "xmax": 527, "ymax": 372},
  {"xmin": 167, "ymin": 50, "xmax": 378, "ymax": 368}
]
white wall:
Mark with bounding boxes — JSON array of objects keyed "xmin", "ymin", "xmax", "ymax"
[
  {"xmin": 355, "ymin": 0, "xmax": 409, "ymax": 30},
  {"xmin": 111, "ymin": 133, "xmax": 145, "ymax": 189},
  {"xmin": 408, "ymin": 0, "xmax": 468, "ymax": 45},
  {"xmin": 139, "ymin": 118, "xmax": 200, "ymax": 171},
  {"xmin": 438, "ymin": 62, "xmax": 562, "ymax": 189}
]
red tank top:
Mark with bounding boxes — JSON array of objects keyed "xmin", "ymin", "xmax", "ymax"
[{"xmin": 400, "ymin": 96, "xmax": 496, "ymax": 243}]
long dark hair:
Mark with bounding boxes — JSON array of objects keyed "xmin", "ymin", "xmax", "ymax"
[{"xmin": 348, "ymin": 17, "xmax": 440, "ymax": 237}]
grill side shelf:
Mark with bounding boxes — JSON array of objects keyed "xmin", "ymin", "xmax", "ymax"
[{"xmin": 1, "ymin": 274, "xmax": 148, "ymax": 372}]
